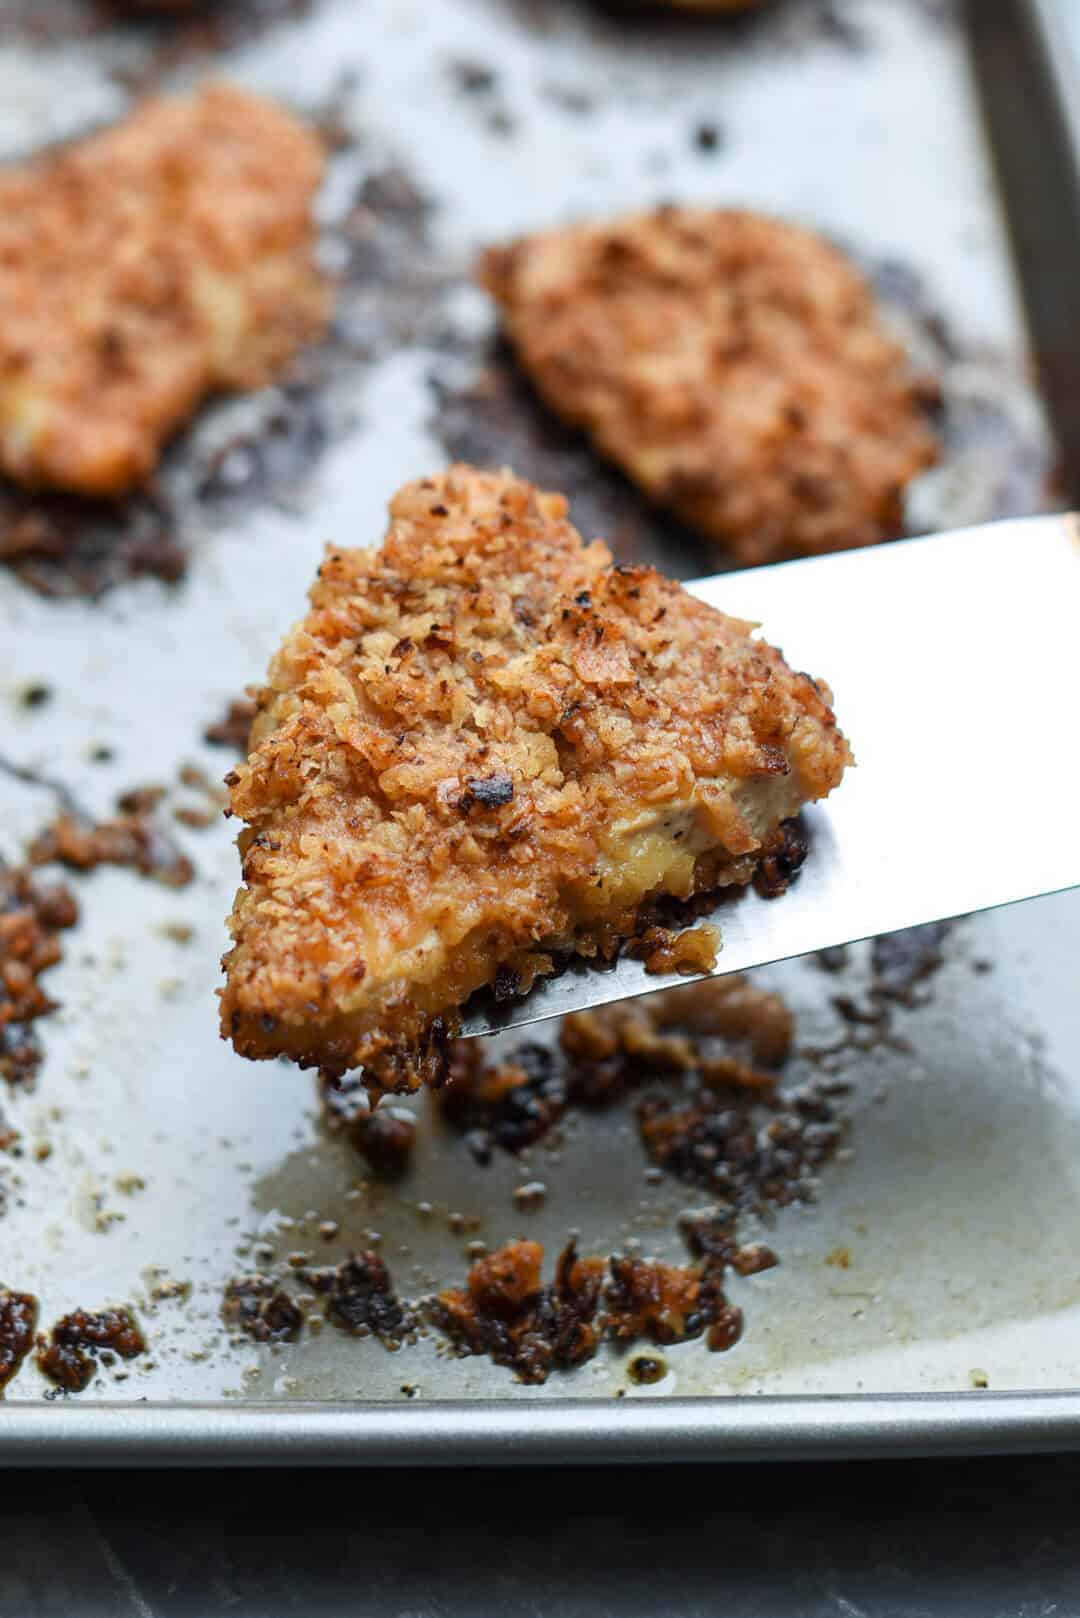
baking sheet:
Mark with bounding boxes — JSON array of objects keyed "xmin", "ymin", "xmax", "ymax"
[{"xmin": 1, "ymin": 0, "xmax": 1079, "ymax": 1461}]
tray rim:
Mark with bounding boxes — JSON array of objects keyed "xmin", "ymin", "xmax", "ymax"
[{"xmin": 4, "ymin": 1392, "xmax": 1080, "ymax": 1466}]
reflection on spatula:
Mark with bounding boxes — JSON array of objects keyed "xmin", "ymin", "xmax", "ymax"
[{"xmin": 461, "ymin": 512, "xmax": 1080, "ymax": 1038}]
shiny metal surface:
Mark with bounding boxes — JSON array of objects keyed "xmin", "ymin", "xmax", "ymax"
[
  {"xmin": 463, "ymin": 513, "xmax": 1080, "ymax": 1035},
  {"xmin": 1, "ymin": 0, "xmax": 1079, "ymax": 1463}
]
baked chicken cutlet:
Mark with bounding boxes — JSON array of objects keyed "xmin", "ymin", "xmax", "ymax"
[
  {"xmin": 0, "ymin": 85, "xmax": 327, "ymax": 498},
  {"xmin": 480, "ymin": 207, "xmax": 937, "ymax": 565},
  {"xmin": 220, "ymin": 466, "xmax": 851, "ymax": 1094}
]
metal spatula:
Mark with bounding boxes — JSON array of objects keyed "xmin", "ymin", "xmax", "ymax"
[{"xmin": 460, "ymin": 511, "xmax": 1080, "ymax": 1038}]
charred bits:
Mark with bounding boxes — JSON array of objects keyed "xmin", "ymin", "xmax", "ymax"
[
  {"xmin": 36, "ymin": 1306, "xmax": 146, "ymax": 1393},
  {"xmin": 0, "ymin": 1288, "xmax": 38, "ymax": 1393}
]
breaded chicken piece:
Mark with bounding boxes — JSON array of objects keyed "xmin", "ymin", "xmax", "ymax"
[
  {"xmin": 480, "ymin": 208, "xmax": 937, "ymax": 565},
  {"xmin": 0, "ymin": 85, "xmax": 327, "ymax": 497},
  {"xmin": 220, "ymin": 465, "xmax": 851, "ymax": 1094}
]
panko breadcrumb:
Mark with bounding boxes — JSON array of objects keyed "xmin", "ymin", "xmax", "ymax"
[
  {"xmin": 220, "ymin": 465, "xmax": 850, "ymax": 1094},
  {"xmin": 480, "ymin": 207, "xmax": 937, "ymax": 565},
  {"xmin": 0, "ymin": 85, "xmax": 327, "ymax": 497}
]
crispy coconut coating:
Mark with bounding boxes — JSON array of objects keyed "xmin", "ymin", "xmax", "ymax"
[
  {"xmin": 220, "ymin": 465, "xmax": 851, "ymax": 1093},
  {"xmin": 480, "ymin": 207, "xmax": 937, "ymax": 565},
  {"xmin": 0, "ymin": 85, "xmax": 327, "ymax": 497}
]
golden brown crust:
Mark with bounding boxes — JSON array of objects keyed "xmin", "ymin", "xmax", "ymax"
[
  {"xmin": 480, "ymin": 207, "xmax": 937, "ymax": 565},
  {"xmin": 0, "ymin": 85, "xmax": 327, "ymax": 497},
  {"xmin": 220, "ymin": 464, "xmax": 851, "ymax": 1092}
]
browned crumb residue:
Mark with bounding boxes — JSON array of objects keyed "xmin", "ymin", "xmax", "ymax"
[
  {"xmin": 0, "ymin": 84, "xmax": 327, "ymax": 499},
  {"xmin": 0, "ymin": 1287, "xmax": 39, "ymax": 1393},
  {"xmin": 300, "ymin": 1252, "xmax": 411, "ymax": 1347},
  {"xmin": 35, "ymin": 1306, "xmax": 146, "ymax": 1392},
  {"xmin": 221, "ymin": 464, "xmax": 850, "ymax": 1095},
  {"xmin": 28, "ymin": 786, "xmax": 195, "ymax": 889},
  {"xmin": 222, "ymin": 1275, "xmax": 303, "ymax": 1343},
  {"xmin": 348, "ymin": 1108, "xmax": 417, "ymax": 1180},
  {"xmin": 605, "ymin": 1253, "xmax": 742, "ymax": 1354},
  {"xmin": 441, "ymin": 973, "xmax": 793, "ymax": 1162},
  {"xmin": 435, "ymin": 1228, "xmax": 761, "ymax": 1382},
  {"xmin": 434, "ymin": 1239, "xmax": 605, "ymax": 1384},
  {"xmin": 0, "ymin": 863, "xmax": 79, "ymax": 1087},
  {"xmin": 204, "ymin": 695, "xmax": 261, "ymax": 752},
  {"xmin": 481, "ymin": 207, "xmax": 937, "ymax": 564}
]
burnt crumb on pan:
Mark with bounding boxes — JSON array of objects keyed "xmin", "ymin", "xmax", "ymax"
[
  {"xmin": 35, "ymin": 1306, "xmax": 146, "ymax": 1393},
  {"xmin": 431, "ymin": 1232, "xmax": 749, "ymax": 1383},
  {"xmin": 348, "ymin": 1107, "xmax": 417, "ymax": 1180},
  {"xmin": 171, "ymin": 763, "xmax": 228, "ymax": 829},
  {"xmin": 0, "ymin": 1287, "xmax": 38, "ymax": 1393},
  {"xmin": 0, "ymin": 486, "xmax": 188, "ymax": 599},
  {"xmin": 441, "ymin": 1041, "xmax": 568, "ymax": 1164},
  {"xmin": 605, "ymin": 1252, "xmax": 742, "ymax": 1354},
  {"xmin": 627, "ymin": 1352, "xmax": 666, "ymax": 1384},
  {"xmin": 692, "ymin": 121, "xmax": 723, "ymax": 153},
  {"xmin": 204, "ymin": 695, "xmax": 261, "ymax": 752},
  {"xmin": 432, "ymin": 1239, "xmax": 604, "ymax": 1384},
  {"xmin": 448, "ymin": 58, "xmax": 498, "ymax": 96},
  {"xmin": 440, "ymin": 974, "xmax": 793, "ymax": 1162},
  {"xmin": 871, "ymin": 921, "xmax": 952, "ymax": 1004},
  {"xmin": 28, "ymin": 792, "xmax": 195, "ymax": 889},
  {"xmin": 301, "ymin": 1252, "xmax": 411, "ymax": 1347},
  {"xmin": 0, "ymin": 862, "xmax": 80, "ymax": 1089},
  {"xmin": 637, "ymin": 1071, "xmax": 847, "ymax": 1205},
  {"xmin": 17, "ymin": 683, "xmax": 53, "ymax": 711},
  {"xmin": 222, "ymin": 1274, "xmax": 303, "ymax": 1343}
]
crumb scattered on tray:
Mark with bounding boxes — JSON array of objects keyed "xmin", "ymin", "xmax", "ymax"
[
  {"xmin": 28, "ymin": 792, "xmax": 195, "ymax": 889},
  {"xmin": 301, "ymin": 1252, "xmax": 411, "ymax": 1347},
  {"xmin": 35, "ymin": 1306, "xmax": 146, "ymax": 1392},
  {"xmin": 871, "ymin": 921, "xmax": 951, "ymax": 1003},
  {"xmin": 204, "ymin": 695, "xmax": 261, "ymax": 752},
  {"xmin": 433, "ymin": 1226, "xmax": 756, "ymax": 1383},
  {"xmin": 0, "ymin": 863, "xmax": 80, "ymax": 1088},
  {"xmin": 441, "ymin": 973, "xmax": 794, "ymax": 1162},
  {"xmin": 348, "ymin": 1108, "xmax": 417, "ymax": 1180},
  {"xmin": 222, "ymin": 1274, "xmax": 303, "ymax": 1343},
  {"xmin": 480, "ymin": 207, "xmax": 937, "ymax": 564},
  {"xmin": 0, "ymin": 1287, "xmax": 39, "ymax": 1393},
  {"xmin": 433, "ymin": 1239, "xmax": 604, "ymax": 1384}
]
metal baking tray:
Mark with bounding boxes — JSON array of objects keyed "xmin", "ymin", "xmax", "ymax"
[{"xmin": 2, "ymin": 0, "xmax": 1079, "ymax": 1465}]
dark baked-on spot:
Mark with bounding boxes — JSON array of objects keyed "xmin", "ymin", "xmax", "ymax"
[
  {"xmin": 433, "ymin": 1239, "xmax": 604, "ymax": 1385},
  {"xmin": 222, "ymin": 1275, "xmax": 303, "ymax": 1343},
  {"xmin": 35, "ymin": 1306, "xmax": 146, "ymax": 1393},
  {"xmin": 27, "ymin": 790, "xmax": 195, "ymax": 889},
  {"xmin": 0, "ymin": 862, "xmax": 80, "ymax": 1089},
  {"xmin": 0, "ymin": 1288, "xmax": 39, "ymax": 1392},
  {"xmin": 204, "ymin": 695, "xmax": 259, "ymax": 751},
  {"xmin": 301, "ymin": 1252, "xmax": 409, "ymax": 1346},
  {"xmin": 871, "ymin": 921, "xmax": 951, "ymax": 1003},
  {"xmin": 348, "ymin": 1107, "xmax": 416, "ymax": 1180}
]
